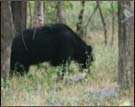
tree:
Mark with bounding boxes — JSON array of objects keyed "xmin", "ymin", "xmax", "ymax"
[
  {"xmin": 28, "ymin": 1, "xmax": 32, "ymax": 28},
  {"xmin": 11, "ymin": 1, "xmax": 27, "ymax": 34},
  {"xmin": 84, "ymin": 4, "xmax": 98, "ymax": 36},
  {"xmin": 56, "ymin": 0, "xmax": 65, "ymax": 23},
  {"xmin": 118, "ymin": 0, "xmax": 134, "ymax": 89},
  {"xmin": 1, "ymin": 1, "xmax": 15, "ymax": 80},
  {"xmin": 33, "ymin": 1, "xmax": 44, "ymax": 27},
  {"xmin": 76, "ymin": 1, "xmax": 85, "ymax": 37},
  {"xmin": 111, "ymin": 1, "xmax": 115, "ymax": 46},
  {"xmin": 96, "ymin": 1, "xmax": 107, "ymax": 46}
]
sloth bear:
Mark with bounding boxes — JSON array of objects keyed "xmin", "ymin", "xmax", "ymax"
[{"xmin": 10, "ymin": 23, "xmax": 93, "ymax": 77}]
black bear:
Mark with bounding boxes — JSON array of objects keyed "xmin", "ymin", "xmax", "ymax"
[{"xmin": 10, "ymin": 23, "xmax": 93, "ymax": 76}]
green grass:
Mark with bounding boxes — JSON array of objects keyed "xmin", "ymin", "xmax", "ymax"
[{"xmin": 1, "ymin": 31, "xmax": 134, "ymax": 106}]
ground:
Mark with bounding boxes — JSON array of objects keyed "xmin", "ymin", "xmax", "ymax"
[{"xmin": 1, "ymin": 31, "xmax": 134, "ymax": 106}]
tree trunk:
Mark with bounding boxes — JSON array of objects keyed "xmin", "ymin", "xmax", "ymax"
[
  {"xmin": 118, "ymin": 0, "xmax": 134, "ymax": 89},
  {"xmin": 56, "ymin": 0, "xmax": 65, "ymax": 23},
  {"xmin": 76, "ymin": 1, "xmax": 85, "ymax": 37},
  {"xmin": 84, "ymin": 4, "xmax": 98, "ymax": 36},
  {"xmin": 96, "ymin": 1, "xmax": 107, "ymax": 46},
  {"xmin": 11, "ymin": 1, "xmax": 27, "ymax": 34},
  {"xmin": 33, "ymin": 1, "xmax": 44, "ymax": 27},
  {"xmin": 111, "ymin": 1, "xmax": 115, "ymax": 46},
  {"xmin": 1, "ymin": 1, "xmax": 15, "ymax": 80},
  {"xmin": 28, "ymin": 1, "xmax": 32, "ymax": 28},
  {"xmin": 43, "ymin": 1, "xmax": 46, "ymax": 24}
]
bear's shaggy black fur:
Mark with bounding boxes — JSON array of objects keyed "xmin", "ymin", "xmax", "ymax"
[{"xmin": 10, "ymin": 23, "xmax": 93, "ymax": 75}]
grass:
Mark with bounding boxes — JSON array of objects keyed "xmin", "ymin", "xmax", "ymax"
[{"xmin": 1, "ymin": 31, "xmax": 134, "ymax": 106}]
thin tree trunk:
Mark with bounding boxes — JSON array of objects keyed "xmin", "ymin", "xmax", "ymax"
[
  {"xmin": 11, "ymin": 1, "xmax": 27, "ymax": 34},
  {"xmin": 76, "ymin": 1, "xmax": 85, "ymax": 37},
  {"xmin": 84, "ymin": 4, "xmax": 98, "ymax": 36},
  {"xmin": 28, "ymin": 1, "xmax": 32, "ymax": 28},
  {"xmin": 1, "ymin": 1, "xmax": 15, "ymax": 80},
  {"xmin": 33, "ymin": 1, "xmax": 44, "ymax": 27},
  {"xmin": 56, "ymin": 0, "xmax": 65, "ymax": 23},
  {"xmin": 118, "ymin": 0, "xmax": 134, "ymax": 89},
  {"xmin": 111, "ymin": 1, "xmax": 115, "ymax": 46},
  {"xmin": 43, "ymin": 1, "xmax": 46, "ymax": 24},
  {"xmin": 96, "ymin": 1, "xmax": 107, "ymax": 46}
]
